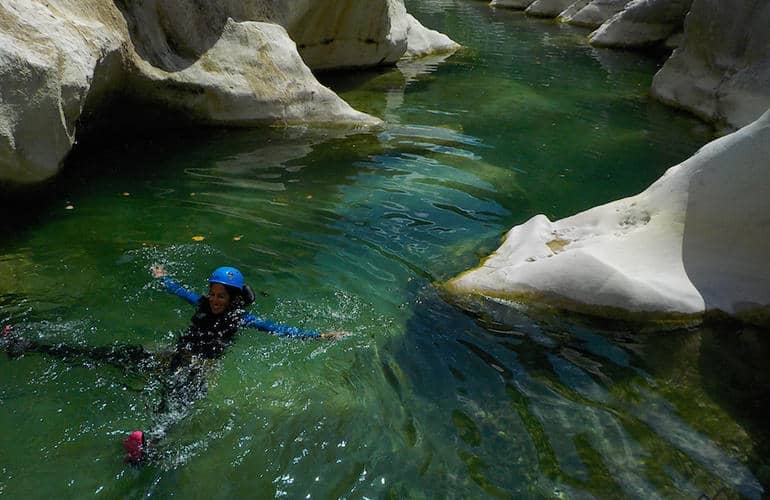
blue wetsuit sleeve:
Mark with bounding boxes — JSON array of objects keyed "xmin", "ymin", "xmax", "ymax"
[
  {"xmin": 160, "ymin": 276, "xmax": 201, "ymax": 306},
  {"xmin": 241, "ymin": 312, "xmax": 320, "ymax": 338}
]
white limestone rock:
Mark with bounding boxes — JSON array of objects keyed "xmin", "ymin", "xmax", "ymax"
[
  {"xmin": 490, "ymin": 0, "xmax": 537, "ymax": 9},
  {"xmin": 125, "ymin": 19, "xmax": 378, "ymax": 127},
  {"xmin": 275, "ymin": 0, "xmax": 408, "ymax": 70},
  {"xmin": 0, "ymin": 0, "xmax": 375, "ymax": 184},
  {"xmin": 445, "ymin": 110, "xmax": 770, "ymax": 326},
  {"xmin": 566, "ymin": 0, "xmax": 630, "ymax": 28},
  {"xmin": 526, "ymin": 0, "xmax": 579, "ymax": 18},
  {"xmin": 0, "ymin": 0, "xmax": 125, "ymax": 184},
  {"xmin": 651, "ymin": 0, "xmax": 770, "ymax": 130},
  {"xmin": 559, "ymin": 0, "xmax": 592, "ymax": 21},
  {"xmin": 273, "ymin": 0, "xmax": 458, "ymax": 70},
  {"xmin": 589, "ymin": 0, "xmax": 693, "ymax": 48}
]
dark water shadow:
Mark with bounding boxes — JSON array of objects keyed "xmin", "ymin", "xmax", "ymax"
[
  {"xmin": 651, "ymin": 321, "xmax": 770, "ymax": 494},
  {"xmin": 384, "ymin": 281, "xmax": 768, "ymax": 497},
  {"xmin": 0, "ymin": 125, "xmax": 384, "ymax": 273}
]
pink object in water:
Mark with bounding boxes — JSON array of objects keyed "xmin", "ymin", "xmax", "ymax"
[{"xmin": 123, "ymin": 430, "xmax": 144, "ymax": 463}]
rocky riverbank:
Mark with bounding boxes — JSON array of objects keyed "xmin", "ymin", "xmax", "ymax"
[{"xmin": 0, "ymin": 0, "xmax": 458, "ymax": 185}]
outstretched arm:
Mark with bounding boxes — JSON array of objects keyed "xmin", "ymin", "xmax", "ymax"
[
  {"xmin": 241, "ymin": 313, "xmax": 345, "ymax": 339},
  {"xmin": 241, "ymin": 313, "xmax": 321, "ymax": 338},
  {"xmin": 151, "ymin": 264, "xmax": 201, "ymax": 306}
]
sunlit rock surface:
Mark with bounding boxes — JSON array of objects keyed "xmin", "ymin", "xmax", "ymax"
[
  {"xmin": 0, "ymin": 1, "xmax": 125, "ymax": 184},
  {"xmin": 589, "ymin": 0, "xmax": 693, "ymax": 48},
  {"xmin": 124, "ymin": 18, "xmax": 375, "ymax": 126},
  {"xmin": 651, "ymin": 0, "xmax": 770, "ymax": 130},
  {"xmin": 445, "ymin": 111, "xmax": 770, "ymax": 326},
  {"xmin": 0, "ymin": 0, "xmax": 458, "ymax": 184}
]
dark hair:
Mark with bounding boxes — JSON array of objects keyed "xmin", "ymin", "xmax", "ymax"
[{"xmin": 223, "ymin": 283, "xmax": 255, "ymax": 309}]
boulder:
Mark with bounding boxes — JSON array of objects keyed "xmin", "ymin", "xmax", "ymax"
[
  {"xmin": 259, "ymin": 0, "xmax": 457, "ymax": 70},
  {"xmin": 275, "ymin": 0, "xmax": 409, "ymax": 70},
  {"xmin": 444, "ymin": 110, "xmax": 770, "ymax": 327},
  {"xmin": 566, "ymin": 0, "xmax": 630, "ymax": 28},
  {"xmin": 123, "ymin": 19, "xmax": 378, "ymax": 126},
  {"xmin": 0, "ymin": 0, "xmax": 125, "ymax": 184},
  {"xmin": 651, "ymin": 0, "xmax": 770, "ymax": 130},
  {"xmin": 558, "ymin": 0, "xmax": 593, "ymax": 21},
  {"xmin": 589, "ymin": 0, "xmax": 693, "ymax": 48}
]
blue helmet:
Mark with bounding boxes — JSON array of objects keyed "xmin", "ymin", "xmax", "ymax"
[{"xmin": 209, "ymin": 266, "xmax": 244, "ymax": 290}]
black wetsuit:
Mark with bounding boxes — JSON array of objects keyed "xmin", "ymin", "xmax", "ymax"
[{"xmin": 175, "ymin": 297, "xmax": 243, "ymax": 360}]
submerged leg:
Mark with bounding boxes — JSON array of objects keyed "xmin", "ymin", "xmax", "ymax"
[
  {"xmin": 2, "ymin": 327, "xmax": 157, "ymax": 372},
  {"xmin": 126, "ymin": 353, "xmax": 217, "ymax": 463}
]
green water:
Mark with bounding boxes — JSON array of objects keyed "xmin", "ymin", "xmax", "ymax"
[{"xmin": 1, "ymin": 1, "xmax": 768, "ymax": 498}]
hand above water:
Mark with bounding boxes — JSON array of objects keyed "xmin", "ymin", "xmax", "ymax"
[{"xmin": 150, "ymin": 264, "xmax": 168, "ymax": 278}]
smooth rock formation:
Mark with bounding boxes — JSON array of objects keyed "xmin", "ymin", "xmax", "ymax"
[
  {"xmin": 558, "ymin": 0, "xmax": 592, "ymax": 21},
  {"xmin": 445, "ymin": 110, "xmax": 770, "ymax": 326},
  {"xmin": 589, "ymin": 0, "xmax": 693, "ymax": 48},
  {"xmin": 0, "ymin": 0, "xmax": 125, "ymax": 184},
  {"xmin": 124, "ymin": 19, "xmax": 375, "ymax": 126},
  {"xmin": 566, "ymin": 0, "xmax": 630, "ymax": 28},
  {"xmin": 0, "ymin": 0, "xmax": 459, "ymax": 185},
  {"xmin": 651, "ymin": 0, "xmax": 770, "ymax": 130},
  {"xmin": 277, "ymin": 0, "xmax": 408, "ymax": 70}
]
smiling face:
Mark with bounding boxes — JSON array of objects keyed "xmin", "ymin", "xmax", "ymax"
[{"xmin": 207, "ymin": 283, "xmax": 232, "ymax": 315}]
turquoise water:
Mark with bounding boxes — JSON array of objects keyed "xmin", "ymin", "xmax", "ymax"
[{"xmin": 1, "ymin": 1, "xmax": 768, "ymax": 498}]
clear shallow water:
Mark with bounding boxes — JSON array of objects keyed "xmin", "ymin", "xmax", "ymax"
[{"xmin": 1, "ymin": 1, "xmax": 768, "ymax": 498}]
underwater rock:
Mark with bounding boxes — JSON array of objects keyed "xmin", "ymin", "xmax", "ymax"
[
  {"xmin": 589, "ymin": 0, "xmax": 693, "ymax": 47},
  {"xmin": 525, "ymin": 0, "xmax": 578, "ymax": 18},
  {"xmin": 0, "ymin": 0, "xmax": 458, "ymax": 185},
  {"xmin": 650, "ymin": 0, "xmax": 770, "ymax": 130},
  {"xmin": 444, "ymin": 110, "xmax": 770, "ymax": 327},
  {"xmin": 490, "ymin": 0, "xmax": 537, "ymax": 9}
]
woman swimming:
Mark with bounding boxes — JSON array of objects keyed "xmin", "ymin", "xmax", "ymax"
[{"xmin": 2, "ymin": 264, "xmax": 342, "ymax": 462}]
